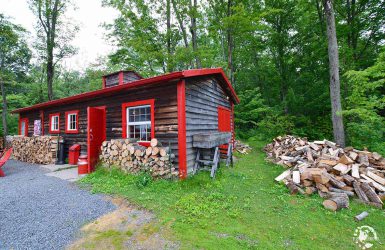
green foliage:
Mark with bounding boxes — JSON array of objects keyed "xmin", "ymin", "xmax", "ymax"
[
  {"xmin": 81, "ymin": 140, "xmax": 385, "ymax": 249},
  {"xmin": 135, "ymin": 172, "xmax": 153, "ymax": 189},
  {"xmin": 0, "ymin": 14, "xmax": 32, "ymax": 136},
  {"xmin": 344, "ymin": 52, "xmax": 385, "ymax": 154},
  {"xmin": 235, "ymin": 88, "xmax": 332, "ymax": 141}
]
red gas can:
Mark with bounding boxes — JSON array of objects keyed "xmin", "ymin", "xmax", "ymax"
[
  {"xmin": 77, "ymin": 155, "xmax": 88, "ymax": 175},
  {"xmin": 69, "ymin": 144, "xmax": 81, "ymax": 165}
]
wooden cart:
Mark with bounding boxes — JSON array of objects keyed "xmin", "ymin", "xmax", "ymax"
[{"xmin": 192, "ymin": 132, "xmax": 233, "ymax": 178}]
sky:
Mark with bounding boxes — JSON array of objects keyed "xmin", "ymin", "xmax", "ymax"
[{"xmin": 1, "ymin": 0, "xmax": 119, "ymax": 72}]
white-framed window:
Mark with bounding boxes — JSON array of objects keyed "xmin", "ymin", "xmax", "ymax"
[
  {"xmin": 50, "ymin": 115, "xmax": 59, "ymax": 132},
  {"xmin": 65, "ymin": 111, "xmax": 78, "ymax": 133},
  {"xmin": 52, "ymin": 116, "xmax": 59, "ymax": 130},
  {"xmin": 21, "ymin": 120, "xmax": 26, "ymax": 136},
  {"xmin": 126, "ymin": 105, "xmax": 151, "ymax": 141},
  {"xmin": 68, "ymin": 114, "xmax": 77, "ymax": 130}
]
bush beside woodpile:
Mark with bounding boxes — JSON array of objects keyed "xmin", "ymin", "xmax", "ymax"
[
  {"xmin": 265, "ymin": 135, "xmax": 385, "ymax": 211},
  {"xmin": 11, "ymin": 135, "xmax": 61, "ymax": 164},
  {"xmin": 100, "ymin": 138, "xmax": 178, "ymax": 179}
]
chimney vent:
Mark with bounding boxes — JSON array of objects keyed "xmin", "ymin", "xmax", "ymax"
[{"xmin": 102, "ymin": 70, "xmax": 143, "ymax": 88}]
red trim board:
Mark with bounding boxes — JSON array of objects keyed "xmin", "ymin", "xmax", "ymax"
[
  {"xmin": 118, "ymin": 71, "xmax": 124, "ymax": 85},
  {"xmin": 102, "ymin": 76, "xmax": 106, "ymax": 89},
  {"xmin": 177, "ymin": 80, "xmax": 187, "ymax": 179},
  {"xmin": 121, "ymin": 99, "xmax": 155, "ymax": 146},
  {"xmin": 65, "ymin": 110, "xmax": 79, "ymax": 134},
  {"xmin": 40, "ymin": 110, "xmax": 44, "ymax": 135}
]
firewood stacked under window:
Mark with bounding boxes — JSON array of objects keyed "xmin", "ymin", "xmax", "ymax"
[
  {"xmin": 100, "ymin": 138, "xmax": 178, "ymax": 179},
  {"xmin": 264, "ymin": 135, "xmax": 385, "ymax": 211},
  {"xmin": 11, "ymin": 135, "xmax": 62, "ymax": 164}
]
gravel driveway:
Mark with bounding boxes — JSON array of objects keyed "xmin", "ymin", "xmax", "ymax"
[{"xmin": 0, "ymin": 160, "xmax": 116, "ymax": 250}]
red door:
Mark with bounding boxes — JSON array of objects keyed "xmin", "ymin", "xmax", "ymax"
[
  {"xmin": 218, "ymin": 106, "xmax": 232, "ymax": 152},
  {"xmin": 87, "ymin": 107, "xmax": 106, "ymax": 173}
]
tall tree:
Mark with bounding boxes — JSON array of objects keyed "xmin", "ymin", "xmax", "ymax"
[
  {"xmin": 227, "ymin": 0, "xmax": 234, "ymax": 85},
  {"xmin": 29, "ymin": 0, "xmax": 78, "ymax": 100},
  {"xmin": 323, "ymin": 0, "xmax": 345, "ymax": 147},
  {"xmin": 0, "ymin": 14, "xmax": 31, "ymax": 138},
  {"xmin": 190, "ymin": 0, "xmax": 201, "ymax": 68}
]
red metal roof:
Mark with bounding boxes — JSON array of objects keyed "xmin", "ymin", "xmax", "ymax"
[{"xmin": 12, "ymin": 68, "xmax": 239, "ymax": 113}]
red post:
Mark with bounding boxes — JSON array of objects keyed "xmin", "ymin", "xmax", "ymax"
[
  {"xmin": 40, "ymin": 110, "xmax": 44, "ymax": 135},
  {"xmin": 177, "ymin": 79, "xmax": 187, "ymax": 179},
  {"xmin": 118, "ymin": 72, "xmax": 124, "ymax": 85}
]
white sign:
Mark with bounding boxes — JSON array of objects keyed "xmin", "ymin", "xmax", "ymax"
[{"xmin": 353, "ymin": 226, "xmax": 379, "ymax": 249}]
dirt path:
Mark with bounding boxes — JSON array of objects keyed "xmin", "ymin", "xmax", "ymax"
[{"xmin": 67, "ymin": 197, "xmax": 179, "ymax": 250}]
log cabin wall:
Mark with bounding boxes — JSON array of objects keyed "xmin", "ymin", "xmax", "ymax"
[
  {"xmin": 19, "ymin": 82, "xmax": 179, "ymax": 167},
  {"xmin": 185, "ymin": 76, "xmax": 233, "ymax": 173}
]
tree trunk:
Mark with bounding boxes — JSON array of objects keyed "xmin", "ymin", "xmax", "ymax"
[
  {"xmin": 0, "ymin": 77, "xmax": 8, "ymax": 140},
  {"xmin": 166, "ymin": 0, "xmax": 172, "ymax": 72},
  {"xmin": 323, "ymin": 0, "xmax": 345, "ymax": 147},
  {"xmin": 171, "ymin": 0, "xmax": 189, "ymax": 48},
  {"xmin": 227, "ymin": 0, "xmax": 234, "ymax": 86},
  {"xmin": 190, "ymin": 0, "xmax": 201, "ymax": 68},
  {"xmin": 47, "ymin": 56, "xmax": 54, "ymax": 101}
]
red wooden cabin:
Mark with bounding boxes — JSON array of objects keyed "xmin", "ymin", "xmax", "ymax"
[{"xmin": 12, "ymin": 68, "xmax": 239, "ymax": 178}]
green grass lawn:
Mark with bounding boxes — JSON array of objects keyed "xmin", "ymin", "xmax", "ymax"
[{"xmin": 80, "ymin": 140, "xmax": 385, "ymax": 249}]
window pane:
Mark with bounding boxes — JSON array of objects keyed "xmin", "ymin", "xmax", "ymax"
[
  {"xmin": 126, "ymin": 105, "xmax": 151, "ymax": 141},
  {"xmin": 147, "ymin": 124, "xmax": 151, "ymax": 140},
  {"xmin": 21, "ymin": 122, "xmax": 25, "ymax": 135},
  {"xmin": 55, "ymin": 117, "xmax": 59, "ymax": 130},
  {"xmin": 139, "ymin": 124, "xmax": 147, "ymax": 141},
  {"xmin": 68, "ymin": 114, "xmax": 77, "ymax": 130}
]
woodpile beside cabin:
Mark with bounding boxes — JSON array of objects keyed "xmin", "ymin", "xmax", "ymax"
[{"xmin": 12, "ymin": 68, "xmax": 239, "ymax": 178}]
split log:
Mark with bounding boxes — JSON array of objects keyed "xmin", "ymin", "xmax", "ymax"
[
  {"xmin": 353, "ymin": 182, "xmax": 369, "ymax": 203},
  {"xmin": 360, "ymin": 182, "xmax": 383, "ymax": 205},
  {"xmin": 366, "ymin": 171, "xmax": 385, "ymax": 186},
  {"xmin": 275, "ymin": 169, "xmax": 291, "ymax": 182},
  {"xmin": 323, "ymin": 193, "xmax": 349, "ymax": 211},
  {"xmin": 354, "ymin": 211, "xmax": 369, "ymax": 221},
  {"xmin": 305, "ymin": 186, "xmax": 317, "ymax": 195},
  {"xmin": 343, "ymin": 174, "xmax": 355, "ymax": 186},
  {"xmin": 351, "ymin": 164, "xmax": 360, "ymax": 178},
  {"xmin": 292, "ymin": 171, "xmax": 300, "ymax": 184},
  {"xmin": 150, "ymin": 138, "xmax": 162, "ymax": 147},
  {"xmin": 328, "ymin": 187, "xmax": 354, "ymax": 197},
  {"xmin": 284, "ymin": 180, "xmax": 299, "ymax": 195},
  {"xmin": 151, "ymin": 147, "xmax": 160, "ymax": 156},
  {"xmin": 316, "ymin": 183, "xmax": 329, "ymax": 193},
  {"xmin": 360, "ymin": 174, "xmax": 385, "ymax": 192},
  {"xmin": 324, "ymin": 172, "xmax": 346, "ymax": 189}
]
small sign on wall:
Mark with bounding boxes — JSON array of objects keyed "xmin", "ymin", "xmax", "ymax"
[{"xmin": 34, "ymin": 120, "xmax": 41, "ymax": 136}]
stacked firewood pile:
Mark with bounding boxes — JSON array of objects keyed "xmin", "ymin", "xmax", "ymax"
[
  {"xmin": 12, "ymin": 135, "xmax": 61, "ymax": 164},
  {"xmin": 100, "ymin": 138, "xmax": 178, "ymax": 179},
  {"xmin": 235, "ymin": 140, "xmax": 252, "ymax": 154},
  {"xmin": 265, "ymin": 135, "xmax": 385, "ymax": 211}
]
